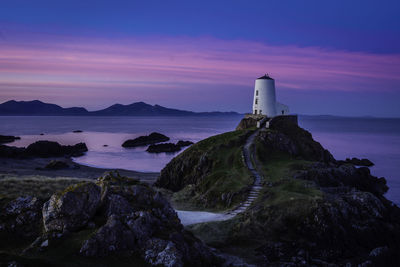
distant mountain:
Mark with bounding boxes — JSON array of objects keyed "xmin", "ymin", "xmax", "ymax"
[
  {"xmin": 0, "ymin": 100, "xmax": 240, "ymax": 116},
  {"xmin": 91, "ymin": 102, "xmax": 195, "ymax": 116},
  {"xmin": 0, "ymin": 100, "xmax": 89, "ymax": 115}
]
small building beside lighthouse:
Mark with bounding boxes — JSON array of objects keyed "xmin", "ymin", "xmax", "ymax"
[{"xmin": 252, "ymin": 74, "xmax": 289, "ymax": 117}]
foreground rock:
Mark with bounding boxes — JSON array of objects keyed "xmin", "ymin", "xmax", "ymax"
[
  {"xmin": 0, "ymin": 196, "xmax": 43, "ymax": 241},
  {"xmin": 0, "ymin": 173, "xmax": 220, "ymax": 266},
  {"xmin": 0, "ymin": 141, "xmax": 88, "ymax": 158},
  {"xmin": 0, "ymin": 134, "xmax": 20, "ymax": 144},
  {"xmin": 42, "ymin": 182, "xmax": 101, "ymax": 232},
  {"xmin": 122, "ymin": 132, "xmax": 169, "ymax": 147}
]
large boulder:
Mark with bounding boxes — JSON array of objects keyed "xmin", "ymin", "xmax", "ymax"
[
  {"xmin": 80, "ymin": 214, "xmax": 137, "ymax": 257},
  {"xmin": 42, "ymin": 182, "xmax": 101, "ymax": 232},
  {"xmin": 122, "ymin": 132, "xmax": 169, "ymax": 147},
  {"xmin": 3, "ymin": 173, "xmax": 220, "ymax": 266}
]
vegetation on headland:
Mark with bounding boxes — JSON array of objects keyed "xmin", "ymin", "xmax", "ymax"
[
  {"xmin": 155, "ymin": 129, "xmax": 255, "ymax": 211},
  {"xmin": 158, "ymin": 116, "xmax": 400, "ymax": 266}
]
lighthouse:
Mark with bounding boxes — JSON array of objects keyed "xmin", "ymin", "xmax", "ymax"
[{"xmin": 252, "ymin": 74, "xmax": 289, "ymax": 117}]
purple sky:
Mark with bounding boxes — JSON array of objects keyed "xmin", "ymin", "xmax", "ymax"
[{"xmin": 1, "ymin": 1, "xmax": 400, "ymax": 116}]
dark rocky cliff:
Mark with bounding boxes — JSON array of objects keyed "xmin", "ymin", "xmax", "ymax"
[{"xmin": 159, "ymin": 117, "xmax": 400, "ymax": 266}]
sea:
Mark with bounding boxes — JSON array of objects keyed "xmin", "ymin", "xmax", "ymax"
[{"xmin": 0, "ymin": 115, "xmax": 399, "ymax": 205}]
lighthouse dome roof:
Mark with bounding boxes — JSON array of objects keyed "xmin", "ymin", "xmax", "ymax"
[{"xmin": 257, "ymin": 74, "xmax": 274, "ymax": 80}]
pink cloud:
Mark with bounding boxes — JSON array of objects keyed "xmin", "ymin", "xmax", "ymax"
[{"xmin": 0, "ymin": 34, "xmax": 399, "ymax": 110}]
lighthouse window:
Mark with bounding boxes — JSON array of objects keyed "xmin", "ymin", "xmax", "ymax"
[
  {"xmin": 255, "ymin": 98, "xmax": 258, "ymax": 105},
  {"xmin": 256, "ymin": 90, "xmax": 258, "ymax": 96}
]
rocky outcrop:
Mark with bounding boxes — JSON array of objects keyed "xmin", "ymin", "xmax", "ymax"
[
  {"xmin": 42, "ymin": 182, "xmax": 101, "ymax": 232},
  {"xmin": 0, "ymin": 196, "xmax": 43, "ymax": 241},
  {"xmin": 235, "ymin": 117, "xmax": 258, "ymax": 130},
  {"xmin": 122, "ymin": 132, "xmax": 169, "ymax": 147},
  {"xmin": 293, "ymin": 163, "xmax": 388, "ymax": 196},
  {"xmin": 1, "ymin": 173, "xmax": 220, "ymax": 266},
  {"xmin": 0, "ymin": 134, "xmax": 20, "ymax": 144},
  {"xmin": 265, "ymin": 115, "xmax": 335, "ymax": 162},
  {"xmin": 147, "ymin": 143, "xmax": 181, "ymax": 153},
  {"xmin": 338, "ymin": 157, "xmax": 374, "ymax": 166},
  {"xmin": 0, "ymin": 141, "xmax": 88, "ymax": 158}
]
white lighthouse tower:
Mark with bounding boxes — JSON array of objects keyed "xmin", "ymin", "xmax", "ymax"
[{"xmin": 252, "ymin": 74, "xmax": 289, "ymax": 117}]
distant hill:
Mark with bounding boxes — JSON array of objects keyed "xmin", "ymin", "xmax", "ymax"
[
  {"xmin": 0, "ymin": 100, "xmax": 239, "ymax": 116},
  {"xmin": 0, "ymin": 100, "xmax": 89, "ymax": 115}
]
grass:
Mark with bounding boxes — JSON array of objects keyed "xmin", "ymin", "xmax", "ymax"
[
  {"xmin": 168, "ymin": 129, "xmax": 254, "ymax": 211},
  {"xmin": 185, "ymin": 131, "xmax": 324, "ymax": 263},
  {"xmin": 1, "ymin": 227, "xmax": 150, "ymax": 267},
  {"xmin": 0, "ymin": 175, "xmax": 91, "ymax": 202}
]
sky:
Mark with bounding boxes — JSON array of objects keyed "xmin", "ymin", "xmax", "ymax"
[{"xmin": 0, "ymin": 0, "xmax": 400, "ymax": 116}]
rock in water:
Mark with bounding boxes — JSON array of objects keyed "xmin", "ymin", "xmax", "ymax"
[
  {"xmin": 176, "ymin": 140, "xmax": 194, "ymax": 147},
  {"xmin": 122, "ymin": 132, "xmax": 170, "ymax": 147},
  {"xmin": 0, "ymin": 134, "xmax": 20, "ymax": 144},
  {"xmin": 25, "ymin": 141, "xmax": 88, "ymax": 157},
  {"xmin": 0, "ymin": 145, "xmax": 25, "ymax": 158},
  {"xmin": 0, "ymin": 141, "xmax": 88, "ymax": 158},
  {"xmin": 345, "ymin": 157, "xmax": 374, "ymax": 166},
  {"xmin": 147, "ymin": 143, "xmax": 181, "ymax": 153},
  {"xmin": 42, "ymin": 182, "xmax": 101, "ymax": 232}
]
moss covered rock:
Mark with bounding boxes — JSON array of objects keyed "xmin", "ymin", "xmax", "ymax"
[{"xmin": 42, "ymin": 182, "xmax": 101, "ymax": 232}]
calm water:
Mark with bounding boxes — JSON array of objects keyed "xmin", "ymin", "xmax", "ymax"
[{"xmin": 0, "ymin": 115, "xmax": 399, "ymax": 205}]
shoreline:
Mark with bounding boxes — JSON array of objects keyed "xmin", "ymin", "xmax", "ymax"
[{"xmin": 0, "ymin": 156, "xmax": 159, "ymax": 184}]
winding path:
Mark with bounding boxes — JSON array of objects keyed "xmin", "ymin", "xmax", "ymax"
[
  {"xmin": 177, "ymin": 129, "xmax": 264, "ymax": 225},
  {"xmin": 226, "ymin": 129, "xmax": 262, "ymax": 216}
]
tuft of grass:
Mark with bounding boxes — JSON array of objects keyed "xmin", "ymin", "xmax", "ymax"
[{"xmin": 0, "ymin": 175, "xmax": 91, "ymax": 201}]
